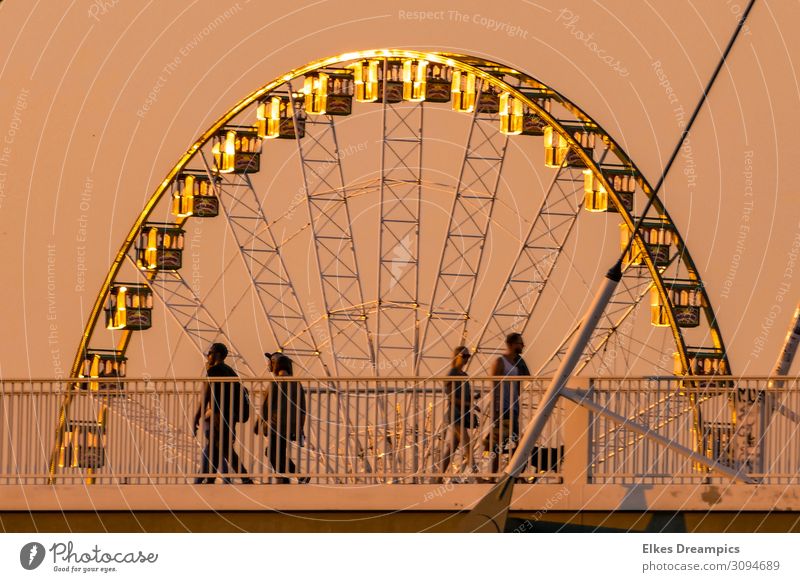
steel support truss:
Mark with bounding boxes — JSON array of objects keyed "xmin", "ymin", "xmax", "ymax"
[
  {"xmin": 375, "ymin": 77, "xmax": 424, "ymax": 375},
  {"xmin": 289, "ymin": 98, "xmax": 376, "ymax": 376},
  {"xmin": 127, "ymin": 256, "xmax": 255, "ymax": 375},
  {"xmin": 469, "ymin": 161, "xmax": 590, "ymax": 373},
  {"xmin": 416, "ymin": 79, "xmax": 509, "ymax": 376},
  {"xmin": 202, "ymin": 152, "xmax": 328, "ymax": 375}
]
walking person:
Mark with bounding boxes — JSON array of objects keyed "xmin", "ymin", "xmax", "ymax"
[
  {"xmin": 439, "ymin": 346, "xmax": 479, "ymax": 480},
  {"xmin": 193, "ymin": 342, "xmax": 253, "ymax": 484},
  {"xmin": 256, "ymin": 355, "xmax": 308, "ymax": 484},
  {"xmin": 486, "ymin": 333, "xmax": 530, "ymax": 476}
]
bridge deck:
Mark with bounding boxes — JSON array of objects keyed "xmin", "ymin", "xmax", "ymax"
[{"xmin": 2, "ymin": 376, "xmax": 799, "ymax": 531}]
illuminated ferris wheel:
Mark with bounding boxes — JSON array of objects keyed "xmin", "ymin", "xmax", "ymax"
[{"xmin": 52, "ymin": 50, "xmax": 732, "ymax": 480}]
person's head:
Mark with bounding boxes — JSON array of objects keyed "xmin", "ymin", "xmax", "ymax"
[
  {"xmin": 207, "ymin": 342, "xmax": 228, "ymax": 366},
  {"xmin": 451, "ymin": 345, "xmax": 471, "ymax": 369},
  {"xmin": 274, "ymin": 355, "xmax": 294, "ymax": 376},
  {"xmin": 264, "ymin": 352, "xmax": 277, "ymax": 373},
  {"xmin": 271, "ymin": 352, "xmax": 284, "ymax": 374},
  {"xmin": 505, "ymin": 333, "xmax": 524, "ymax": 356}
]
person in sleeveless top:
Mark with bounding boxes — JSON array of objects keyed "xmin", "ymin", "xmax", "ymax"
[
  {"xmin": 486, "ymin": 332, "xmax": 530, "ymax": 475},
  {"xmin": 440, "ymin": 346, "xmax": 479, "ymax": 480}
]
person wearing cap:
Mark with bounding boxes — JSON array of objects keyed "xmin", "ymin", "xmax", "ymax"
[
  {"xmin": 193, "ymin": 342, "xmax": 253, "ymax": 484},
  {"xmin": 256, "ymin": 353, "xmax": 308, "ymax": 484}
]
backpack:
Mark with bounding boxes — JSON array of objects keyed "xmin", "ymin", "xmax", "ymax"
[{"xmin": 231, "ymin": 381, "xmax": 251, "ymax": 423}]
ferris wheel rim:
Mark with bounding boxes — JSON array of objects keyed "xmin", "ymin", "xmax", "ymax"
[{"xmin": 70, "ymin": 49, "xmax": 729, "ymax": 380}]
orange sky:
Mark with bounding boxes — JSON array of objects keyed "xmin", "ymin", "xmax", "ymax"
[{"xmin": 0, "ymin": 0, "xmax": 798, "ymax": 378}]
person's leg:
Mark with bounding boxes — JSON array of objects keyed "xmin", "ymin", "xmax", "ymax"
[
  {"xmin": 195, "ymin": 430, "xmax": 213, "ymax": 484},
  {"xmin": 224, "ymin": 426, "xmax": 253, "ymax": 484},
  {"xmin": 207, "ymin": 423, "xmax": 222, "ymax": 484},
  {"xmin": 289, "ymin": 434, "xmax": 309, "ymax": 483},
  {"xmin": 265, "ymin": 429, "xmax": 277, "ymax": 477},
  {"xmin": 440, "ymin": 425, "xmax": 460, "ymax": 477},
  {"xmin": 463, "ymin": 428, "xmax": 475, "ymax": 473},
  {"xmin": 508, "ymin": 415, "xmax": 522, "ymax": 479},
  {"xmin": 268, "ymin": 429, "xmax": 290, "ymax": 484},
  {"xmin": 280, "ymin": 433, "xmax": 296, "ymax": 479},
  {"xmin": 217, "ymin": 427, "xmax": 233, "ymax": 484},
  {"xmin": 489, "ymin": 437, "xmax": 500, "ymax": 475}
]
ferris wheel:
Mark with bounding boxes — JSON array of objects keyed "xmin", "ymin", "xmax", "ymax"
[{"xmin": 51, "ymin": 50, "xmax": 732, "ymax": 481}]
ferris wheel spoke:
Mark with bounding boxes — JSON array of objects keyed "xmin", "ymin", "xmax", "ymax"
[
  {"xmin": 208, "ymin": 177, "xmax": 384, "ymax": 363},
  {"xmin": 375, "ymin": 78, "xmax": 423, "ymax": 375},
  {"xmin": 533, "ymin": 170, "xmax": 726, "ymax": 377},
  {"xmin": 124, "ymin": 254, "xmax": 255, "ymax": 375},
  {"xmin": 200, "ymin": 150, "xmax": 328, "ymax": 374},
  {"xmin": 536, "ymin": 249, "xmax": 681, "ymax": 376},
  {"xmin": 417, "ymin": 79, "xmax": 509, "ymax": 376},
  {"xmin": 469, "ymin": 158, "xmax": 589, "ymax": 372},
  {"xmin": 287, "ymin": 84, "xmax": 375, "ymax": 376}
]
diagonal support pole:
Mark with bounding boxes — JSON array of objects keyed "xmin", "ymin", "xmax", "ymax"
[
  {"xmin": 560, "ymin": 387, "xmax": 756, "ymax": 483},
  {"xmin": 456, "ymin": 0, "xmax": 758, "ymax": 532}
]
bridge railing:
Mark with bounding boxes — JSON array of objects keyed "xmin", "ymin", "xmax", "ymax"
[
  {"xmin": 1, "ymin": 376, "xmax": 798, "ymax": 485},
  {"xmin": 589, "ymin": 376, "xmax": 800, "ymax": 485}
]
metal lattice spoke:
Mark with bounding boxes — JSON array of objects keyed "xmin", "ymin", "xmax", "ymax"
[
  {"xmin": 536, "ymin": 247, "xmax": 683, "ymax": 376},
  {"xmin": 417, "ymin": 80, "xmax": 509, "ymax": 376},
  {"xmin": 536, "ymin": 267, "xmax": 653, "ymax": 376},
  {"xmin": 469, "ymin": 161, "xmax": 589, "ymax": 372},
  {"xmin": 201, "ymin": 152, "xmax": 328, "ymax": 374},
  {"xmin": 290, "ymin": 101, "xmax": 375, "ymax": 376},
  {"xmin": 125, "ymin": 255, "xmax": 254, "ymax": 375},
  {"xmin": 376, "ymin": 91, "xmax": 424, "ymax": 375}
]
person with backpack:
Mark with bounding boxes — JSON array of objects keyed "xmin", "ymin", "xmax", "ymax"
[
  {"xmin": 192, "ymin": 342, "xmax": 253, "ymax": 484},
  {"xmin": 255, "ymin": 354, "xmax": 307, "ymax": 484}
]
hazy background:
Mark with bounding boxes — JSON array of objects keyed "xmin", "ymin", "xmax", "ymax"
[{"xmin": 0, "ymin": 0, "xmax": 798, "ymax": 379}]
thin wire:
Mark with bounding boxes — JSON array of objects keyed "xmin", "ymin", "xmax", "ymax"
[{"xmin": 620, "ymin": 0, "xmax": 758, "ymax": 261}]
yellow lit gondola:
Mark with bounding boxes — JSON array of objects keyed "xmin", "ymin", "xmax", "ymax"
[
  {"xmin": 451, "ymin": 69, "xmax": 476, "ymax": 112},
  {"xmin": 499, "ymin": 92, "xmax": 523, "ymax": 135},
  {"xmin": 352, "ymin": 59, "xmax": 380, "ymax": 102},
  {"xmin": 620, "ymin": 220, "xmax": 676, "ymax": 268},
  {"xmin": 377, "ymin": 59, "xmax": 404, "ymax": 103},
  {"xmin": 543, "ymin": 126, "xmax": 569, "ymax": 168},
  {"xmin": 661, "ymin": 280, "xmax": 703, "ymax": 328},
  {"xmin": 324, "ymin": 71, "xmax": 355, "ymax": 115},
  {"xmin": 211, "ymin": 127, "xmax": 261, "ymax": 174},
  {"xmin": 304, "ymin": 72, "xmax": 329, "ymax": 114},
  {"xmin": 402, "ymin": 59, "xmax": 428, "ymax": 102},
  {"xmin": 257, "ymin": 95, "xmax": 306, "ymax": 139},
  {"xmin": 676, "ymin": 349, "xmax": 727, "ymax": 376},
  {"xmin": 583, "ymin": 169, "xmax": 608, "ymax": 212},
  {"xmin": 135, "ymin": 223, "xmax": 184, "ymax": 271},
  {"xmin": 476, "ymin": 83, "xmax": 500, "ymax": 114},
  {"xmin": 650, "ymin": 286, "xmax": 672, "ymax": 327},
  {"xmin": 105, "ymin": 283, "xmax": 153, "ymax": 331},
  {"xmin": 172, "ymin": 172, "xmax": 220, "ymax": 218},
  {"xmin": 80, "ymin": 349, "xmax": 127, "ymax": 393},
  {"xmin": 58, "ymin": 420, "xmax": 105, "ymax": 469},
  {"xmin": 425, "ymin": 64, "xmax": 451, "ymax": 103},
  {"xmin": 583, "ymin": 168, "xmax": 636, "ymax": 213}
]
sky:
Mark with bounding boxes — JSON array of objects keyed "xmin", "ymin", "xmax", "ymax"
[{"xmin": 0, "ymin": 0, "xmax": 798, "ymax": 379}]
